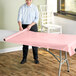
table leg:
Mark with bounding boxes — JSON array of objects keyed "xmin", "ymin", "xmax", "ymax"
[
  {"xmin": 65, "ymin": 52, "xmax": 69, "ymax": 72},
  {"xmin": 58, "ymin": 50, "xmax": 62, "ymax": 76},
  {"xmin": 43, "ymin": 48, "xmax": 69, "ymax": 76}
]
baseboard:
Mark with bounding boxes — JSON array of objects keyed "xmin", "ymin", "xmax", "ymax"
[{"xmin": 0, "ymin": 46, "xmax": 32, "ymax": 53}]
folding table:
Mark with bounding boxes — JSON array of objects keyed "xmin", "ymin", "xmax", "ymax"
[{"xmin": 4, "ymin": 28, "xmax": 76, "ymax": 76}]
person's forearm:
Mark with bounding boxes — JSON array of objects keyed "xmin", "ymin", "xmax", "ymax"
[
  {"xmin": 18, "ymin": 21, "xmax": 23, "ymax": 31},
  {"xmin": 30, "ymin": 22, "xmax": 36, "ymax": 27},
  {"xmin": 27, "ymin": 22, "xmax": 36, "ymax": 30},
  {"xmin": 18, "ymin": 21, "xmax": 22, "ymax": 27}
]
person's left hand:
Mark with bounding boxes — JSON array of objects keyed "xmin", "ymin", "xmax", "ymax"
[{"xmin": 27, "ymin": 25, "xmax": 32, "ymax": 30}]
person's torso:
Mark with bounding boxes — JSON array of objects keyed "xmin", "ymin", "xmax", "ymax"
[{"xmin": 21, "ymin": 4, "xmax": 36, "ymax": 24}]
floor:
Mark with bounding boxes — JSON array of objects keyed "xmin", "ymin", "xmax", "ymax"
[{"xmin": 0, "ymin": 48, "xmax": 76, "ymax": 76}]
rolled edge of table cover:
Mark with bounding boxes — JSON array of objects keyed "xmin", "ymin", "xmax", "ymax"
[{"xmin": 4, "ymin": 28, "xmax": 76, "ymax": 56}]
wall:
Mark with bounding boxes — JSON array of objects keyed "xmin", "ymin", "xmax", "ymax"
[
  {"xmin": 0, "ymin": 0, "xmax": 25, "ymax": 30},
  {"xmin": 54, "ymin": 16, "xmax": 76, "ymax": 35},
  {"xmin": 47, "ymin": 0, "xmax": 57, "ymax": 12}
]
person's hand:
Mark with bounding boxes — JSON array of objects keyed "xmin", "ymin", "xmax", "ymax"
[
  {"xmin": 19, "ymin": 26, "xmax": 23, "ymax": 31},
  {"xmin": 27, "ymin": 25, "xmax": 32, "ymax": 30}
]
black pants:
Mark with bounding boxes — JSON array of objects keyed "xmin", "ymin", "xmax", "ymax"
[{"xmin": 22, "ymin": 24, "xmax": 38, "ymax": 60}]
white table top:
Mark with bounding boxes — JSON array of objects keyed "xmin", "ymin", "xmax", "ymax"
[{"xmin": 0, "ymin": 29, "xmax": 18, "ymax": 41}]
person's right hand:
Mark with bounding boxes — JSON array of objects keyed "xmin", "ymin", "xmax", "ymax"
[{"xmin": 19, "ymin": 27, "xmax": 23, "ymax": 31}]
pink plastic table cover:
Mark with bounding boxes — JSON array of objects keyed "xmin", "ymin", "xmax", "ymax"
[{"xmin": 4, "ymin": 28, "xmax": 76, "ymax": 56}]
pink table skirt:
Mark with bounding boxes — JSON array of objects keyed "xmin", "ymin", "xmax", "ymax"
[{"xmin": 4, "ymin": 28, "xmax": 76, "ymax": 56}]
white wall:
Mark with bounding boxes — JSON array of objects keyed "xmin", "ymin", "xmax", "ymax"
[
  {"xmin": 0, "ymin": 0, "xmax": 25, "ymax": 30},
  {"xmin": 54, "ymin": 16, "xmax": 76, "ymax": 35},
  {"xmin": 47, "ymin": 0, "xmax": 57, "ymax": 12}
]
